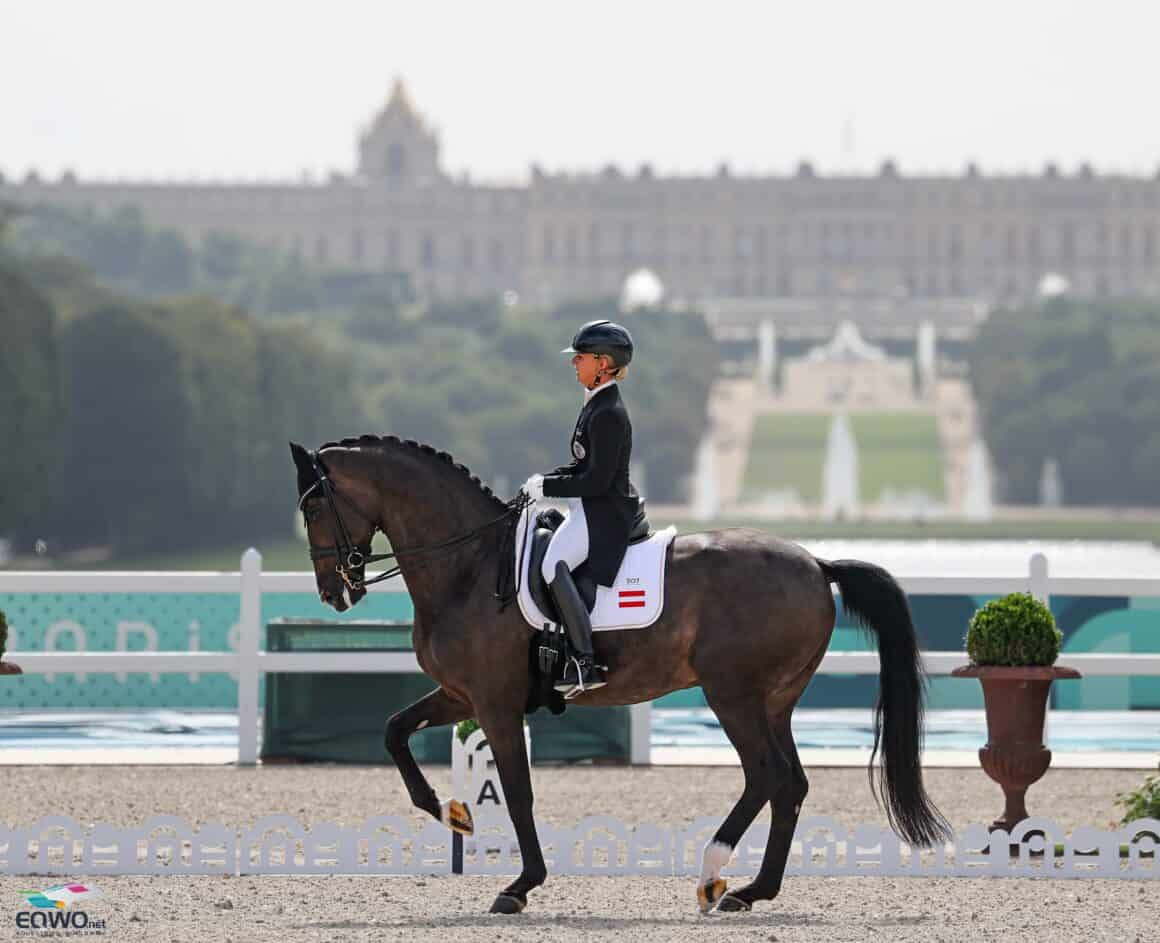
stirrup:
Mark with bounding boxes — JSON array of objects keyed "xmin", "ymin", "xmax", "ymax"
[{"xmin": 558, "ymin": 656, "xmax": 607, "ymax": 699}]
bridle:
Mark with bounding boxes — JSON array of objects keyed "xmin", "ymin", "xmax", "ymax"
[{"xmin": 298, "ymin": 450, "xmax": 529, "ymax": 593}]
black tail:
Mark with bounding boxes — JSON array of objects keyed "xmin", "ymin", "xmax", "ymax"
[{"xmin": 818, "ymin": 558, "xmax": 951, "ymax": 847}]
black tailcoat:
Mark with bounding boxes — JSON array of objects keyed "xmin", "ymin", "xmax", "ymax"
[{"xmin": 542, "ymin": 383, "xmax": 641, "ymax": 586}]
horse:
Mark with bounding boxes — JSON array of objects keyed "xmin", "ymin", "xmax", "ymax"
[{"xmin": 290, "ymin": 436, "xmax": 949, "ymax": 915}]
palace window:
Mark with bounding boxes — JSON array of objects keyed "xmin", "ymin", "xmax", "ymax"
[
  {"xmin": 421, "ymin": 234, "xmax": 436, "ymax": 269},
  {"xmin": 542, "ymin": 225, "xmax": 555, "ymax": 262},
  {"xmin": 733, "ymin": 226, "xmax": 752, "ymax": 260},
  {"xmin": 387, "ymin": 143, "xmax": 406, "ymax": 177},
  {"xmin": 1059, "ymin": 223, "xmax": 1075, "ymax": 264},
  {"xmin": 948, "ymin": 225, "xmax": 963, "ymax": 263},
  {"xmin": 1027, "ymin": 226, "xmax": 1041, "ymax": 263},
  {"xmin": 927, "ymin": 226, "xmax": 940, "ymax": 261},
  {"xmin": 621, "ymin": 222, "xmax": 637, "ymax": 261},
  {"xmin": 351, "ymin": 229, "xmax": 364, "ymax": 266},
  {"xmin": 588, "ymin": 223, "xmax": 601, "ymax": 262},
  {"xmin": 461, "ymin": 236, "xmax": 474, "ymax": 269},
  {"xmin": 489, "ymin": 239, "xmax": 504, "ymax": 272},
  {"xmin": 1004, "ymin": 225, "xmax": 1018, "ymax": 262}
]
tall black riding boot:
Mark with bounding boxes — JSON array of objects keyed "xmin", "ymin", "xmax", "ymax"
[{"xmin": 549, "ymin": 561, "xmax": 607, "ymax": 696}]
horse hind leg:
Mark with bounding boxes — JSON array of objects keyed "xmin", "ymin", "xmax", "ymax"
[
  {"xmin": 696, "ymin": 693, "xmax": 776, "ymax": 914},
  {"xmin": 716, "ymin": 712, "xmax": 808, "ymax": 912}
]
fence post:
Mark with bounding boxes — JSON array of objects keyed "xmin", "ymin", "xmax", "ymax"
[
  {"xmin": 1029, "ymin": 552, "xmax": 1049, "ymax": 604},
  {"xmin": 237, "ymin": 548, "xmax": 262, "ymax": 766},
  {"xmin": 1028, "ymin": 551, "xmax": 1052, "ymax": 741},
  {"xmin": 629, "ymin": 701, "xmax": 651, "ymax": 765}
]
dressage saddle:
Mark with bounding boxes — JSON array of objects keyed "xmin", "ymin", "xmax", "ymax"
[{"xmin": 526, "ymin": 504, "xmax": 651, "ymax": 624}]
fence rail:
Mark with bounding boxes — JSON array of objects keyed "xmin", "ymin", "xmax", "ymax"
[{"xmin": 3, "ymin": 550, "xmax": 1158, "ymax": 765}]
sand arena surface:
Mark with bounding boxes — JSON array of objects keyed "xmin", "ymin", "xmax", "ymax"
[{"xmin": 2, "ymin": 765, "xmax": 1155, "ymax": 942}]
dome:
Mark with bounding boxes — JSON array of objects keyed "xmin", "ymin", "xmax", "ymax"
[{"xmin": 620, "ymin": 268, "xmax": 664, "ymax": 311}]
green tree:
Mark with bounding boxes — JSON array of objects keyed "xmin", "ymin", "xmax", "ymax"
[
  {"xmin": 139, "ymin": 228, "xmax": 194, "ymax": 295},
  {"xmin": 58, "ymin": 304, "xmax": 193, "ymax": 549},
  {"xmin": 0, "ymin": 258, "xmax": 63, "ymax": 540}
]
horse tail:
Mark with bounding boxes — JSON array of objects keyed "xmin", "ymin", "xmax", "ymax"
[{"xmin": 816, "ymin": 558, "xmax": 951, "ymax": 847}]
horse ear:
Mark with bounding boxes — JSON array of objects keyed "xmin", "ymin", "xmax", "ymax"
[{"xmin": 289, "ymin": 441, "xmax": 313, "ymax": 473}]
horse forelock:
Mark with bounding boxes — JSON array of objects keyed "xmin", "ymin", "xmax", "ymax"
[{"xmin": 316, "ymin": 435, "xmax": 507, "ymax": 511}]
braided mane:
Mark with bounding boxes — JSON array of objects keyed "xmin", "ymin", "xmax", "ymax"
[{"xmin": 319, "ymin": 434, "xmax": 508, "ymax": 512}]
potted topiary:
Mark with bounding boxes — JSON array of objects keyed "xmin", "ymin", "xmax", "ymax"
[
  {"xmin": 951, "ymin": 592, "xmax": 1079, "ymax": 832},
  {"xmin": 0, "ymin": 608, "xmax": 22, "ymax": 676}
]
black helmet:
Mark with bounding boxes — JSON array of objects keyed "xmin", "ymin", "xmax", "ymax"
[{"xmin": 561, "ymin": 320, "xmax": 634, "ymax": 367}]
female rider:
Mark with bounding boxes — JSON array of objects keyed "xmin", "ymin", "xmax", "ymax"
[{"xmin": 523, "ymin": 320, "xmax": 641, "ymax": 696}]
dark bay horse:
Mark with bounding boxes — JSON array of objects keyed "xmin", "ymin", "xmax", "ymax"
[{"xmin": 290, "ymin": 436, "xmax": 948, "ymax": 915}]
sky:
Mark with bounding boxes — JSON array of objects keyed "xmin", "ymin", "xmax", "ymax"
[{"xmin": 2, "ymin": 0, "xmax": 1158, "ymax": 184}]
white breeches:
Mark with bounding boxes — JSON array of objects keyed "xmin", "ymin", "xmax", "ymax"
[{"xmin": 541, "ymin": 499, "xmax": 590, "ymax": 584}]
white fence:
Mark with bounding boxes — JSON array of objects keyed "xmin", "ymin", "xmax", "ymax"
[
  {"xmin": 3, "ymin": 549, "xmax": 1160, "ymax": 766},
  {"xmin": 3, "ymin": 813, "xmax": 1158, "ymax": 879}
]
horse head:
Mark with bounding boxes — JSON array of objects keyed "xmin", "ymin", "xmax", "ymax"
[{"xmin": 290, "ymin": 441, "xmax": 376, "ymax": 611}]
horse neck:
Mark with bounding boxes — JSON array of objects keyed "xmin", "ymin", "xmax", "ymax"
[{"xmin": 361, "ymin": 448, "xmax": 501, "ymax": 618}]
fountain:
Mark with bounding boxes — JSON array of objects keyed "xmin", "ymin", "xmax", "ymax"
[
  {"xmin": 1039, "ymin": 457, "xmax": 1064, "ymax": 508},
  {"xmin": 916, "ymin": 321, "xmax": 937, "ymax": 399},
  {"xmin": 963, "ymin": 438, "xmax": 994, "ymax": 522},
  {"xmin": 691, "ymin": 432, "xmax": 719, "ymax": 521},
  {"xmin": 821, "ymin": 414, "xmax": 860, "ymax": 520},
  {"xmin": 758, "ymin": 320, "xmax": 777, "ymax": 392}
]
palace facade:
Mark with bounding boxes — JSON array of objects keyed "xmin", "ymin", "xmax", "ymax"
[{"xmin": 4, "ymin": 80, "xmax": 1159, "ymax": 312}]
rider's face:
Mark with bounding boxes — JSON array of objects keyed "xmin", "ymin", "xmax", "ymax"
[{"xmin": 572, "ymin": 352, "xmax": 609, "ymax": 389}]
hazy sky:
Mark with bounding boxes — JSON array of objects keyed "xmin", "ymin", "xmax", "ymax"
[{"xmin": 3, "ymin": 0, "xmax": 1157, "ymax": 184}]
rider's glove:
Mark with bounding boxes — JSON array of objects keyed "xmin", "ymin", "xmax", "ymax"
[{"xmin": 522, "ymin": 474, "xmax": 545, "ymax": 502}]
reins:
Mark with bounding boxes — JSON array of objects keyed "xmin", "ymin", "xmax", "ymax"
[{"xmin": 300, "ymin": 450, "xmax": 531, "ymax": 596}]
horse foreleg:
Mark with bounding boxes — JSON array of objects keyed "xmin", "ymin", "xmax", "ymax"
[
  {"xmin": 474, "ymin": 705, "xmax": 546, "ymax": 915},
  {"xmin": 385, "ymin": 686, "xmax": 474, "ymax": 833}
]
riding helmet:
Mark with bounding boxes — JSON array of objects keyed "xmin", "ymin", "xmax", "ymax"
[{"xmin": 561, "ymin": 320, "xmax": 634, "ymax": 367}]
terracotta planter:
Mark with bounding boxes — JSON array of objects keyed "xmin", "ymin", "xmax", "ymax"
[
  {"xmin": 951, "ymin": 664, "xmax": 1081, "ymax": 832},
  {"xmin": 0, "ymin": 661, "xmax": 23, "ymax": 676}
]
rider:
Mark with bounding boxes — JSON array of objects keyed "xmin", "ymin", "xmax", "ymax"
[{"xmin": 523, "ymin": 320, "xmax": 641, "ymax": 696}]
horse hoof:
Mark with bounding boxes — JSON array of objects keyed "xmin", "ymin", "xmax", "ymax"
[
  {"xmin": 489, "ymin": 893, "xmax": 525, "ymax": 915},
  {"xmin": 697, "ymin": 878, "xmax": 727, "ymax": 914},
  {"xmin": 714, "ymin": 893, "xmax": 751, "ymax": 913},
  {"xmin": 441, "ymin": 799, "xmax": 474, "ymax": 836}
]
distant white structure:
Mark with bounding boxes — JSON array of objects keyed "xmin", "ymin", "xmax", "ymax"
[
  {"xmin": 822, "ymin": 414, "xmax": 860, "ymax": 519},
  {"xmin": 963, "ymin": 438, "xmax": 994, "ymax": 522},
  {"xmin": 758, "ymin": 320, "xmax": 777, "ymax": 390},
  {"xmin": 806, "ymin": 321, "xmax": 887, "ymax": 363},
  {"xmin": 620, "ymin": 268, "xmax": 665, "ymax": 311},
  {"xmin": 916, "ymin": 321, "xmax": 937, "ymax": 398},
  {"xmin": 1038, "ymin": 272, "xmax": 1071, "ymax": 299},
  {"xmin": 691, "ymin": 431, "xmax": 719, "ymax": 521},
  {"xmin": 1040, "ymin": 457, "xmax": 1064, "ymax": 508}
]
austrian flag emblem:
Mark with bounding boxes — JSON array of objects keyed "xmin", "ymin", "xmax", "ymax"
[{"xmin": 618, "ymin": 589, "xmax": 646, "ymax": 609}]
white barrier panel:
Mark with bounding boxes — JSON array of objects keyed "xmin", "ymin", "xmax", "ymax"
[{"xmin": 2, "ymin": 815, "xmax": 1156, "ymax": 879}]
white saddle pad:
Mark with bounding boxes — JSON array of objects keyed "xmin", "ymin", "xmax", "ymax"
[{"xmin": 515, "ymin": 503, "xmax": 677, "ymax": 632}]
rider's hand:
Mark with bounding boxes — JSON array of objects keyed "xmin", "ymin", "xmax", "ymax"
[{"xmin": 522, "ymin": 474, "xmax": 545, "ymax": 501}]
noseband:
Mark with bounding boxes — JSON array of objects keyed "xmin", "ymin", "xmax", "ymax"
[{"xmin": 298, "ymin": 450, "xmax": 528, "ymax": 592}]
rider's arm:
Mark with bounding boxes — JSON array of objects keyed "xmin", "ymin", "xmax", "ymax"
[{"xmin": 542, "ymin": 409, "xmax": 624, "ymax": 499}]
